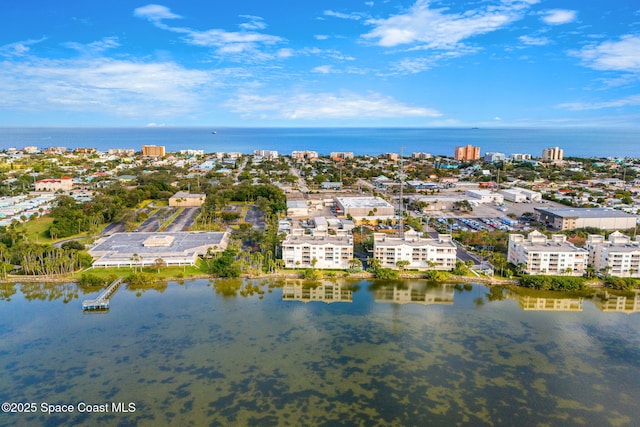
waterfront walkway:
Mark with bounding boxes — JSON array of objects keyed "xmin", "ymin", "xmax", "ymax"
[{"xmin": 82, "ymin": 278, "xmax": 123, "ymax": 311}]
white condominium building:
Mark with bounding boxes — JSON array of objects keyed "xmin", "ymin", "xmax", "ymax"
[
  {"xmin": 281, "ymin": 229, "xmax": 353, "ymax": 269},
  {"xmin": 508, "ymin": 231, "xmax": 587, "ymax": 276},
  {"xmin": 253, "ymin": 150, "xmax": 279, "ymax": 159},
  {"xmin": 373, "ymin": 230, "xmax": 457, "ymax": 270},
  {"xmin": 586, "ymin": 231, "xmax": 640, "ymax": 277}
]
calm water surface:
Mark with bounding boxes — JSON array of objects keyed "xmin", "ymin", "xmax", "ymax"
[{"xmin": 1, "ymin": 279, "xmax": 639, "ymax": 426}]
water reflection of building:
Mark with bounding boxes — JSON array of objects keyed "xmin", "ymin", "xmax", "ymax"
[
  {"xmin": 374, "ymin": 283, "xmax": 454, "ymax": 305},
  {"xmin": 594, "ymin": 291, "xmax": 640, "ymax": 314},
  {"xmin": 506, "ymin": 290, "xmax": 583, "ymax": 311},
  {"xmin": 282, "ymin": 282, "xmax": 353, "ymax": 303},
  {"xmin": 519, "ymin": 296, "xmax": 583, "ymax": 311}
]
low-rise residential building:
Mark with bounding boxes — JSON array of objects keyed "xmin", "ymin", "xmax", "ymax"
[
  {"xmin": 35, "ymin": 177, "xmax": 73, "ymax": 192},
  {"xmin": 534, "ymin": 207, "xmax": 637, "ymax": 231},
  {"xmin": 281, "ymin": 229, "xmax": 353, "ymax": 269},
  {"xmin": 508, "ymin": 231, "xmax": 587, "ymax": 276},
  {"xmin": 586, "ymin": 231, "xmax": 640, "ymax": 277},
  {"xmin": 168, "ymin": 191, "xmax": 206, "ymax": 207},
  {"xmin": 373, "ymin": 231, "xmax": 457, "ymax": 270}
]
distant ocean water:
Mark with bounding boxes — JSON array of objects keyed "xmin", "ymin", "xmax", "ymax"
[{"xmin": 0, "ymin": 127, "xmax": 638, "ymax": 158}]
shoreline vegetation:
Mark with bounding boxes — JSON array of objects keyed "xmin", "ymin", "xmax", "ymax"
[{"xmin": 0, "ymin": 268, "xmax": 606, "ymax": 290}]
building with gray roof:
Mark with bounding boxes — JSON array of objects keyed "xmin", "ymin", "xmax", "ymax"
[
  {"xmin": 534, "ymin": 207, "xmax": 637, "ymax": 230},
  {"xmin": 89, "ymin": 232, "xmax": 229, "ymax": 267}
]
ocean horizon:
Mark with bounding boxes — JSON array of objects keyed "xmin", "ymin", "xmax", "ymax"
[{"xmin": 0, "ymin": 126, "xmax": 638, "ymax": 158}]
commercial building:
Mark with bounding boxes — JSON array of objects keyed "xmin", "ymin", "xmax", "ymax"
[
  {"xmin": 542, "ymin": 146, "xmax": 563, "ymax": 162},
  {"xmin": 335, "ymin": 196, "xmax": 395, "ymax": 218},
  {"xmin": 168, "ymin": 191, "xmax": 206, "ymax": 207},
  {"xmin": 507, "ymin": 231, "xmax": 587, "ymax": 276},
  {"xmin": 412, "ymin": 152, "xmax": 432, "ymax": 160},
  {"xmin": 454, "ymin": 145, "xmax": 480, "ymax": 161},
  {"xmin": 142, "ymin": 145, "xmax": 166, "ymax": 157},
  {"xmin": 89, "ymin": 232, "xmax": 229, "ymax": 267},
  {"xmin": 586, "ymin": 231, "xmax": 640, "ymax": 277},
  {"xmin": 35, "ymin": 177, "xmax": 73, "ymax": 192},
  {"xmin": 465, "ymin": 189, "xmax": 504, "ymax": 204},
  {"xmin": 286, "ymin": 200, "xmax": 309, "ymax": 217},
  {"xmin": 500, "ymin": 187, "xmax": 542, "ymax": 203},
  {"xmin": 281, "ymin": 229, "xmax": 354, "ymax": 269},
  {"xmin": 373, "ymin": 230, "xmax": 457, "ymax": 270},
  {"xmin": 534, "ymin": 207, "xmax": 637, "ymax": 231}
]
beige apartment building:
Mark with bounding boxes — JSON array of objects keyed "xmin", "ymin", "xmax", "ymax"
[
  {"xmin": 330, "ymin": 152, "xmax": 354, "ymax": 160},
  {"xmin": 142, "ymin": 145, "xmax": 166, "ymax": 157},
  {"xmin": 542, "ymin": 146, "xmax": 563, "ymax": 162},
  {"xmin": 507, "ymin": 231, "xmax": 587, "ymax": 276},
  {"xmin": 373, "ymin": 231, "xmax": 457, "ymax": 270},
  {"xmin": 454, "ymin": 145, "xmax": 480, "ymax": 161}
]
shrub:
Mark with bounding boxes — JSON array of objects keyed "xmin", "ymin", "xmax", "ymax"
[{"xmin": 518, "ymin": 275, "xmax": 586, "ymax": 291}]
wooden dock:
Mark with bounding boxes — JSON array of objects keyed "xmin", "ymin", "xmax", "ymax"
[{"xmin": 82, "ymin": 278, "xmax": 123, "ymax": 311}]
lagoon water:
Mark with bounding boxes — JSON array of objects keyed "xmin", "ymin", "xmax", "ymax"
[{"xmin": 1, "ymin": 279, "xmax": 640, "ymax": 426}]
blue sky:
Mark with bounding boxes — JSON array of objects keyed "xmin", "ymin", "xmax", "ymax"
[{"xmin": 0, "ymin": 1, "xmax": 639, "ymax": 127}]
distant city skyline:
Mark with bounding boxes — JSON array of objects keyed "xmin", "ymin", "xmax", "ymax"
[{"xmin": 0, "ymin": 1, "xmax": 639, "ymax": 128}]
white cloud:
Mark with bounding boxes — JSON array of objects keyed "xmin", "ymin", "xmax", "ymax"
[
  {"xmin": 0, "ymin": 57, "xmax": 212, "ymax": 118},
  {"xmin": 315, "ymin": 35, "xmax": 330, "ymax": 41},
  {"xmin": 362, "ymin": 0, "xmax": 536, "ymax": 49},
  {"xmin": 238, "ymin": 15, "xmax": 267, "ymax": 31},
  {"xmin": 133, "ymin": 4, "xmax": 182, "ymax": 21},
  {"xmin": 556, "ymin": 94, "xmax": 640, "ymax": 111},
  {"xmin": 312, "ymin": 65, "xmax": 333, "ymax": 74},
  {"xmin": 541, "ymin": 9, "xmax": 577, "ymax": 25},
  {"xmin": 0, "ymin": 38, "xmax": 46, "ymax": 57},
  {"xmin": 226, "ymin": 90, "xmax": 441, "ymax": 120},
  {"xmin": 63, "ymin": 37, "xmax": 121, "ymax": 55},
  {"xmin": 518, "ymin": 35, "xmax": 550, "ymax": 46},
  {"xmin": 324, "ymin": 10, "xmax": 363, "ymax": 21},
  {"xmin": 133, "ymin": 5, "xmax": 285, "ymax": 60},
  {"xmin": 572, "ymin": 35, "xmax": 640, "ymax": 73}
]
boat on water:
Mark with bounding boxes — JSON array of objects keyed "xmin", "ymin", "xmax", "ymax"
[{"xmin": 211, "ymin": 131, "xmax": 217, "ymax": 134}]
